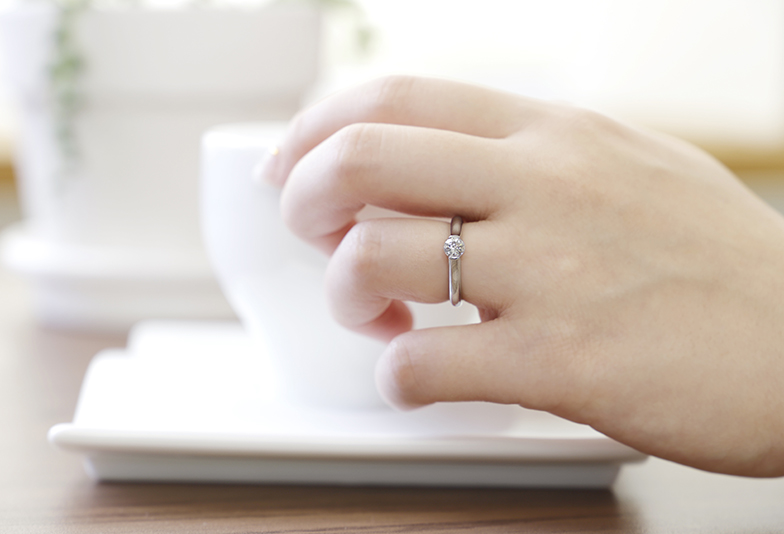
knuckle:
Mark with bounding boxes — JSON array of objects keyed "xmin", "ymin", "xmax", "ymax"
[
  {"xmin": 529, "ymin": 106, "xmax": 626, "ymax": 208},
  {"xmin": 368, "ymin": 75, "xmax": 418, "ymax": 116},
  {"xmin": 329, "ymin": 123, "xmax": 382, "ymax": 191},
  {"xmin": 278, "ymin": 179, "xmax": 302, "ymax": 236},
  {"xmin": 286, "ymin": 109, "xmax": 308, "ymax": 142},
  {"xmin": 339, "ymin": 222, "xmax": 384, "ymax": 290},
  {"xmin": 384, "ymin": 336, "xmax": 424, "ymax": 403},
  {"xmin": 555, "ymin": 105, "xmax": 623, "ymax": 139}
]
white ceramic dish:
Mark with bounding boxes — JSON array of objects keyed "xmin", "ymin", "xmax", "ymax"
[
  {"xmin": 49, "ymin": 321, "xmax": 646, "ymax": 488},
  {"xmin": 0, "ymin": 224, "xmax": 235, "ymax": 330}
]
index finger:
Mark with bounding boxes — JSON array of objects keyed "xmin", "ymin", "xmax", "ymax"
[{"xmin": 262, "ymin": 75, "xmax": 538, "ymax": 186}]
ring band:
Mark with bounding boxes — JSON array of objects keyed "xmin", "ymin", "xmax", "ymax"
[{"xmin": 444, "ymin": 216, "xmax": 465, "ymax": 306}]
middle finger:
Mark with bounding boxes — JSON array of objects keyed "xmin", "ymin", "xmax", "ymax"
[{"xmin": 280, "ymin": 122, "xmax": 512, "ymax": 248}]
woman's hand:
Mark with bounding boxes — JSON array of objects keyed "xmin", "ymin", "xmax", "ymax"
[{"xmin": 260, "ymin": 76, "xmax": 784, "ymax": 477}]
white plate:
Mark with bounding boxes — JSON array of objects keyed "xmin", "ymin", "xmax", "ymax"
[
  {"xmin": 49, "ymin": 321, "xmax": 647, "ymax": 488},
  {"xmin": 0, "ymin": 224, "xmax": 234, "ymax": 330}
]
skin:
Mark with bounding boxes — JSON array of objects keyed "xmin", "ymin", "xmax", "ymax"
[{"xmin": 260, "ymin": 75, "xmax": 784, "ymax": 477}]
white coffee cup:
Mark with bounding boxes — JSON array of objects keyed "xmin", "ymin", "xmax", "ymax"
[{"xmin": 200, "ymin": 122, "xmax": 484, "ymax": 411}]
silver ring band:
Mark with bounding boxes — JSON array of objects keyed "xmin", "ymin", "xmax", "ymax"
[
  {"xmin": 450, "ymin": 215, "xmax": 462, "ymax": 236},
  {"xmin": 443, "ymin": 216, "xmax": 465, "ymax": 306}
]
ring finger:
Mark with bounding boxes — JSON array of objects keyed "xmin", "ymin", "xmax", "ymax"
[{"xmin": 326, "ymin": 217, "xmax": 510, "ymax": 341}]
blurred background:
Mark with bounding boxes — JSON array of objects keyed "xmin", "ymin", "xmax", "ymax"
[
  {"xmin": 0, "ymin": 0, "xmax": 782, "ymax": 330},
  {"xmin": 2, "ymin": 0, "xmax": 783, "ymax": 170},
  {"xmin": 1, "ymin": 0, "xmax": 782, "ymax": 192},
  {"xmin": 325, "ymin": 0, "xmax": 784, "ymax": 176}
]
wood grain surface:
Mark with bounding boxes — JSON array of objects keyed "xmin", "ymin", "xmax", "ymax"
[{"xmin": 1, "ymin": 187, "xmax": 784, "ymax": 534}]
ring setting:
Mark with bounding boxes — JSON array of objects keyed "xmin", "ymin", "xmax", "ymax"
[
  {"xmin": 443, "ymin": 235, "xmax": 465, "ymax": 260},
  {"xmin": 444, "ymin": 216, "xmax": 464, "ymax": 306}
]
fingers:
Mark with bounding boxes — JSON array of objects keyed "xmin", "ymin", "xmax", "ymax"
[
  {"xmin": 263, "ymin": 75, "xmax": 539, "ymax": 187},
  {"xmin": 280, "ymin": 122, "xmax": 512, "ymax": 245},
  {"xmin": 375, "ymin": 320, "xmax": 525, "ymax": 409},
  {"xmin": 375, "ymin": 318, "xmax": 581, "ymax": 413},
  {"xmin": 326, "ymin": 218, "xmax": 508, "ymax": 340},
  {"xmin": 350, "ymin": 299, "xmax": 414, "ymax": 343}
]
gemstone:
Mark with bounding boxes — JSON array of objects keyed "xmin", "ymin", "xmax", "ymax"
[{"xmin": 444, "ymin": 235, "xmax": 465, "ymax": 260}]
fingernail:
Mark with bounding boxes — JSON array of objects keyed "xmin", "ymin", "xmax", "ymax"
[{"xmin": 251, "ymin": 145, "xmax": 281, "ymax": 188}]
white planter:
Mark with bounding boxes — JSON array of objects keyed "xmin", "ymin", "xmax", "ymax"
[{"xmin": 0, "ymin": 1, "xmax": 321, "ymax": 330}]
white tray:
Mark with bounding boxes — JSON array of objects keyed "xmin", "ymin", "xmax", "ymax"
[{"xmin": 49, "ymin": 321, "xmax": 646, "ymax": 488}]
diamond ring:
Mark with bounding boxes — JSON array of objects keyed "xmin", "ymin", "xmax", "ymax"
[{"xmin": 444, "ymin": 216, "xmax": 465, "ymax": 306}]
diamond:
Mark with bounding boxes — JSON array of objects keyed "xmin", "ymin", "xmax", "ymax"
[{"xmin": 444, "ymin": 235, "xmax": 465, "ymax": 260}]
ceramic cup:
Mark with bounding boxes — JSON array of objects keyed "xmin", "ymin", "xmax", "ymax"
[{"xmin": 200, "ymin": 122, "xmax": 493, "ymax": 413}]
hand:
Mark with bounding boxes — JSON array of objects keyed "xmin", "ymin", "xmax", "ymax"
[{"xmin": 261, "ymin": 76, "xmax": 784, "ymax": 477}]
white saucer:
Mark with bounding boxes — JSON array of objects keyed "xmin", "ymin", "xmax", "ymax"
[
  {"xmin": 49, "ymin": 321, "xmax": 647, "ymax": 488},
  {"xmin": 0, "ymin": 223, "xmax": 235, "ymax": 331}
]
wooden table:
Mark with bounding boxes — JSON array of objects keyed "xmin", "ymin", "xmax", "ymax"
[{"xmin": 2, "ymin": 184, "xmax": 784, "ymax": 533}]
